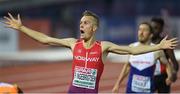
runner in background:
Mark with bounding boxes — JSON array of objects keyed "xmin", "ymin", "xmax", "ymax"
[
  {"xmin": 151, "ymin": 17, "xmax": 179, "ymax": 93},
  {"xmin": 112, "ymin": 22, "xmax": 173, "ymax": 93}
]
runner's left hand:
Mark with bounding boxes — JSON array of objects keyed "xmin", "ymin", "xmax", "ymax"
[{"xmin": 166, "ymin": 78, "xmax": 172, "ymax": 85}]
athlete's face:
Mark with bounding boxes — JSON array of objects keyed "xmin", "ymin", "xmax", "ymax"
[
  {"xmin": 138, "ymin": 24, "xmax": 152, "ymax": 43},
  {"xmin": 151, "ymin": 21, "xmax": 163, "ymax": 36},
  {"xmin": 80, "ymin": 16, "xmax": 97, "ymax": 41}
]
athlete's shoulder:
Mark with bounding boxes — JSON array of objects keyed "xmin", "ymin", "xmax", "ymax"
[
  {"xmin": 73, "ymin": 39, "xmax": 83, "ymax": 44},
  {"xmin": 71, "ymin": 38, "xmax": 78, "ymax": 41},
  {"xmin": 101, "ymin": 41, "xmax": 112, "ymax": 45},
  {"xmin": 95, "ymin": 41, "xmax": 101, "ymax": 46},
  {"xmin": 101, "ymin": 41, "xmax": 115, "ymax": 52},
  {"xmin": 129, "ymin": 42, "xmax": 139, "ymax": 47}
]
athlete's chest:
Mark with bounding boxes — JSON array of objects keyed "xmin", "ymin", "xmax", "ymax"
[
  {"xmin": 129, "ymin": 52, "xmax": 155, "ymax": 70},
  {"xmin": 73, "ymin": 41, "xmax": 102, "ymax": 63}
]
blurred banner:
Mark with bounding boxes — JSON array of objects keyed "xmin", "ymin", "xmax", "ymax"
[
  {"xmin": 0, "ymin": 20, "xmax": 18, "ymax": 52},
  {"xmin": 19, "ymin": 19, "xmax": 51, "ymax": 50},
  {"xmin": 105, "ymin": 17, "xmax": 136, "ymax": 44}
]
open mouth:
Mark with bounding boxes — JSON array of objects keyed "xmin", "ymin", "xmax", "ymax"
[{"xmin": 80, "ymin": 30, "xmax": 85, "ymax": 34}]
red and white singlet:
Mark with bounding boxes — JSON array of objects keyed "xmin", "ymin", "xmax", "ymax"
[{"xmin": 68, "ymin": 40, "xmax": 104, "ymax": 93}]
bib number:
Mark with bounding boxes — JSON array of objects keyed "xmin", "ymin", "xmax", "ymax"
[
  {"xmin": 73, "ymin": 66, "xmax": 97, "ymax": 89},
  {"xmin": 132, "ymin": 74, "xmax": 151, "ymax": 92}
]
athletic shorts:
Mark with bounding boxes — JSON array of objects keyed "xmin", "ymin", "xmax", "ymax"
[
  {"xmin": 68, "ymin": 85, "xmax": 98, "ymax": 93},
  {"xmin": 154, "ymin": 73, "xmax": 170, "ymax": 93}
]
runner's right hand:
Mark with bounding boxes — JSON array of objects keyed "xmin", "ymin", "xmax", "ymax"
[{"xmin": 4, "ymin": 13, "xmax": 22, "ymax": 30}]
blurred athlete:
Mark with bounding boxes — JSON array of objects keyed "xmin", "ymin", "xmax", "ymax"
[
  {"xmin": 112, "ymin": 22, "xmax": 173, "ymax": 93},
  {"xmin": 3, "ymin": 11, "xmax": 177, "ymax": 93},
  {"xmin": 151, "ymin": 17, "xmax": 179, "ymax": 93},
  {"xmin": 0, "ymin": 82, "xmax": 23, "ymax": 94}
]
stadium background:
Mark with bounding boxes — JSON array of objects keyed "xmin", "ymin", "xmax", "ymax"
[{"xmin": 0, "ymin": 0, "xmax": 180, "ymax": 93}]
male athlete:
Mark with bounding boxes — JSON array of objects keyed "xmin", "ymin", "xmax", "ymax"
[
  {"xmin": 112, "ymin": 22, "xmax": 173, "ymax": 93},
  {"xmin": 4, "ymin": 11, "xmax": 177, "ymax": 93},
  {"xmin": 151, "ymin": 17, "xmax": 179, "ymax": 93}
]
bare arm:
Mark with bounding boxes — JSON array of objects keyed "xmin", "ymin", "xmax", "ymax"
[
  {"xmin": 4, "ymin": 13, "xmax": 76, "ymax": 48},
  {"xmin": 112, "ymin": 63, "xmax": 130, "ymax": 93},
  {"xmin": 103, "ymin": 37, "xmax": 178, "ymax": 55},
  {"xmin": 165, "ymin": 62, "xmax": 173, "ymax": 85},
  {"xmin": 157, "ymin": 51, "xmax": 173, "ymax": 85},
  {"xmin": 19, "ymin": 26, "xmax": 76, "ymax": 48},
  {"xmin": 164, "ymin": 49, "xmax": 179, "ymax": 82},
  {"xmin": 166, "ymin": 50, "xmax": 179, "ymax": 71}
]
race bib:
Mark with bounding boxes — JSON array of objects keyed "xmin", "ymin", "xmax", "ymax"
[
  {"xmin": 72, "ymin": 66, "xmax": 97, "ymax": 89},
  {"xmin": 131, "ymin": 74, "xmax": 151, "ymax": 92}
]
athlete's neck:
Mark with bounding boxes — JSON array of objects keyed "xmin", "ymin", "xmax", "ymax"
[
  {"xmin": 139, "ymin": 39, "xmax": 152, "ymax": 45},
  {"xmin": 83, "ymin": 36, "xmax": 96, "ymax": 49},
  {"xmin": 152, "ymin": 35, "xmax": 162, "ymax": 44}
]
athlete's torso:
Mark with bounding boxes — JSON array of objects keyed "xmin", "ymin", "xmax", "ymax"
[
  {"xmin": 127, "ymin": 42, "xmax": 156, "ymax": 93},
  {"xmin": 154, "ymin": 60, "xmax": 166, "ymax": 76},
  {"xmin": 153, "ymin": 37, "xmax": 167, "ymax": 75},
  {"xmin": 68, "ymin": 40, "xmax": 104, "ymax": 93}
]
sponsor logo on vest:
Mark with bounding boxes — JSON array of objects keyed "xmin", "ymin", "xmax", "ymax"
[
  {"xmin": 133, "ymin": 61, "xmax": 151, "ymax": 64},
  {"xmin": 90, "ymin": 51, "xmax": 98, "ymax": 54},
  {"xmin": 74, "ymin": 56, "xmax": 99, "ymax": 62}
]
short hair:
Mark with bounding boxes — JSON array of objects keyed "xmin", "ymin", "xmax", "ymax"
[
  {"xmin": 82, "ymin": 10, "xmax": 99, "ymax": 27},
  {"xmin": 140, "ymin": 22, "xmax": 153, "ymax": 34},
  {"xmin": 151, "ymin": 17, "xmax": 164, "ymax": 27}
]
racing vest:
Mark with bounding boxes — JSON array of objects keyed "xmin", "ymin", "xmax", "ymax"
[
  {"xmin": 70, "ymin": 40, "xmax": 104, "ymax": 91},
  {"xmin": 127, "ymin": 42, "xmax": 156, "ymax": 93}
]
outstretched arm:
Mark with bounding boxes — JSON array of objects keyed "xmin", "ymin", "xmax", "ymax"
[
  {"xmin": 103, "ymin": 36, "xmax": 177, "ymax": 55},
  {"xmin": 112, "ymin": 63, "xmax": 130, "ymax": 93},
  {"xmin": 4, "ymin": 13, "xmax": 76, "ymax": 48}
]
